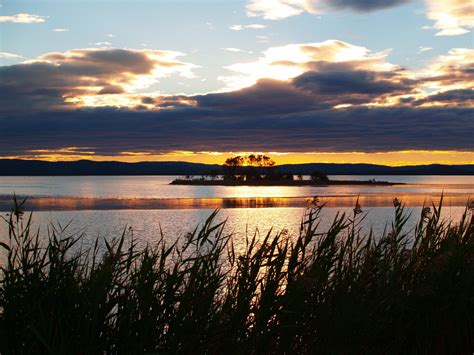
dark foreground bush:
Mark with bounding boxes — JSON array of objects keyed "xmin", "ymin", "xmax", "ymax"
[{"xmin": 0, "ymin": 197, "xmax": 473, "ymax": 354}]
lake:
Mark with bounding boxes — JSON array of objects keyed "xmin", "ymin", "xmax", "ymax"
[{"xmin": 0, "ymin": 175, "xmax": 472, "ymax": 245}]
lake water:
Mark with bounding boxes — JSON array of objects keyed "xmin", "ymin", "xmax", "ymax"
[
  {"xmin": 0, "ymin": 175, "xmax": 472, "ymax": 245},
  {"xmin": 1, "ymin": 175, "xmax": 473, "ymax": 199}
]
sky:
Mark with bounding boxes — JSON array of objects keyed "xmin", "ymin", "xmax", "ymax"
[{"xmin": 0, "ymin": 0, "xmax": 473, "ymax": 166}]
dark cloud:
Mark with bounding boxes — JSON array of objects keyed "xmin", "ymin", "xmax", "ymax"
[
  {"xmin": 411, "ymin": 89, "xmax": 474, "ymax": 106},
  {"xmin": 294, "ymin": 71, "xmax": 410, "ymax": 95},
  {"xmin": 293, "ymin": 70, "xmax": 416, "ymax": 106},
  {"xmin": 1, "ymin": 104, "xmax": 472, "ymax": 157},
  {"xmin": 98, "ymin": 85, "xmax": 126, "ymax": 95},
  {"xmin": 323, "ymin": 0, "xmax": 412, "ymax": 12},
  {"xmin": 193, "ymin": 66, "xmax": 418, "ymax": 112},
  {"xmin": 195, "ymin": 79, "xmax": 323, "ymax": 113}
]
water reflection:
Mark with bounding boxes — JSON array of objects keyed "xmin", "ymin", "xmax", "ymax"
[
  {"xmin": 1, "ymin": 175, "xmax": 473, "ymax": 199},
  {"xmin": 0, "ymin": 193, "xmax": 470, "ymax": 212}
]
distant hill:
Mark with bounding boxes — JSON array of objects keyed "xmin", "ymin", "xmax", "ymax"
[
  {"xmin": 277, "ymin": 163, "xmax": 474, "ymax": 175},
  {"xmin": 0, "ymin": 159, "xmax": 473, "ymax": 176},
  {"xmin": 0, "ymin": 159, "xmax": 221, "ymax": 176}
]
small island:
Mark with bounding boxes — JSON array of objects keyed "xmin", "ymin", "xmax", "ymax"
[{"xmin": 170, "ymin": 154, "xmax": 401, "ymax": 186}]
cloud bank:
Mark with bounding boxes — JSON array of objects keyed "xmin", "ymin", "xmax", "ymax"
[
  {"xmin": 1, "ymin": 106, "xmax": 472, "ymax": 157},
  {"xmin": 1, "ymin": 41, "xmax": 472, "ymax": 157}
]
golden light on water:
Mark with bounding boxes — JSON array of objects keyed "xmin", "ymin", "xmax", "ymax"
[{"xmin": 1, "ymin": 194, "xmax": 470, "ymax": 211}]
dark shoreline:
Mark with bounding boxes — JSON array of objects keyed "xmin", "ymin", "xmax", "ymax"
[{"xmin": 1, "ymin": 159, "xmax": 474, "ymax": 176}]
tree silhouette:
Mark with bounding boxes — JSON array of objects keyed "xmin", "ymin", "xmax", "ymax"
[{"xmin": 223, "ymin": 154, "xmax": 276, "ymax": 180}]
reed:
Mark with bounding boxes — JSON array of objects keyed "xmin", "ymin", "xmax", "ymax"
[{"xmin": 1, "ymin": 196, "xmax": 473, "ymax": 354}]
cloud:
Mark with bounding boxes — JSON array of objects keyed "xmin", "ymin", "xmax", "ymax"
[
  {"xmin": 223, "ymin": 48, "xmax": 245, "ymax": 52},
  {"xmin": 91, "ymin": 41, "xmax": 113, "ymax": 46},
  {"xmin": 220, "ymin": 40, "xmax": 396, "ymax": 90},
  {"xmin": 0, "ymin": 52, "xmax": 22, "ymax": 59},
  {"xmin": 246, "ymin": 0, "xmax": 318, "ymax": 20},
  {"xmin": 0, "ymin": 48, "xmax": 198, "ymax": 113},
  {"xmin": 2, "ymin": 41, "xmax": 469, "ymax": 115},
  {"xmin": 293, "ymin": 70, "xmax": 415, "ymax": 106},
  {"xmin": 219, "ymin": 41, "xmax": 472, "ymax": 109},
  {"xmin": 325, "ymin": 0, "xmax": 411, "ymax": 11},
  {"xmin": 0, "ymin": 13, "xmax": 46, "ymax": 23},
  {"xmin": 410, "ymin": 89, "xmax": 474, "ymax": 107},
  {"xmin": 222, "ymin": 48, "xmax": 253, "ymax": 54},
  {"xmin": 1, "ymin": 105, "xmax": 472, "ymax": 157},
  {"xmin": 245, "ymin": 0, "xmax": 411, "ymax": 19},
  {"xmin": 229, "ymin": 24, "xmax": 266, "ymax": 30},
  {"xmin": 245, "ymin": 0, "xmax": 472, "ymax": 37},
  {"xmin": 418, "ymin": 46, "xmax": 433, "ymax": 53},
  {"xmin": 418, "ymin": 48, "xmax": 474, "ymax": 93},
  {"xmin": 425, "ymin": 0, "xmax": 473, "ymax": 36},
  {"xmin": 1, "ymin": 42, "xmax": 472, "ymax": 157},
  {"xmin": 53, "ymin": 28, "xmax": 69, "ymax": 32}
]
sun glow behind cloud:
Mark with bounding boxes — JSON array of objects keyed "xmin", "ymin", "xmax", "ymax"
[
  {"xmin": 425, "ymin": 0, "xmax": 473, "ymax": 36},
  {"xmin": 220, "ymin": 40, "xmax": 396, "ymax": 91},
  {"xmin": 3, "ymin": 150, "xmax": 474, "ymax": 166}
]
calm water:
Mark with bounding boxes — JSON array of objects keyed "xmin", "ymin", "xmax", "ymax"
[
  {"xmin": 0, "ymin": 175, "xmax": 472, "ymax": 244},
  {"xmin": 0, "ymin": 175, "xmax": 472, "ymax": 198},
  {"xmin": 2, "ymin": 206, "xmax": 468, "ymax": 250}
]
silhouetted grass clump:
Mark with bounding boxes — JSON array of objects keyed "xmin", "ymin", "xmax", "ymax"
[{"xmin": 0, "ymin": 196, "xmax": 473, "ymax": 354}]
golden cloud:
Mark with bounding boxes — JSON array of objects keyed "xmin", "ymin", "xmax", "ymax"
[
  {"xmin": 1, "ymin": 48, "xmax": 198, "ymax": 112},
  {"xmin": 426, "ymin": 0, "xmax": 474, "ymax": 36},
  {"xmin": 219, "ymin": 40, "xmax": 397, "ymax": 91}
]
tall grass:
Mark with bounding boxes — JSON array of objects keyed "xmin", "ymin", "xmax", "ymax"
[{"xmin": 1, "ymin": 196, "xmax": 473, "ymax": 354}]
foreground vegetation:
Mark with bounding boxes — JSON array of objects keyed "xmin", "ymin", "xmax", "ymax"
[{"xmin": 0, "ymin": 197, "xmax": 473, "ymax": 354}]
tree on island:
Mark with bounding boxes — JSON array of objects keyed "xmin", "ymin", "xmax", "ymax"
[
  {"xmin": 224, "ymin": 154, "xmax": 275, "ymax": 168},
  {"xmin": 223, "ymin": 154, "xmax": 276, "ymax": 180}
]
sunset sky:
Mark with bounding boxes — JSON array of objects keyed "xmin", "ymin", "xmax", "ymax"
[{"xmin": 1, "ymin": 0, "xmax": 473, "ymax": 165}]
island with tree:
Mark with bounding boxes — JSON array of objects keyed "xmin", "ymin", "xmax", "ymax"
[{"xmin": 170, "ymin": 155, "xmax": 400, "ymax": 186}]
